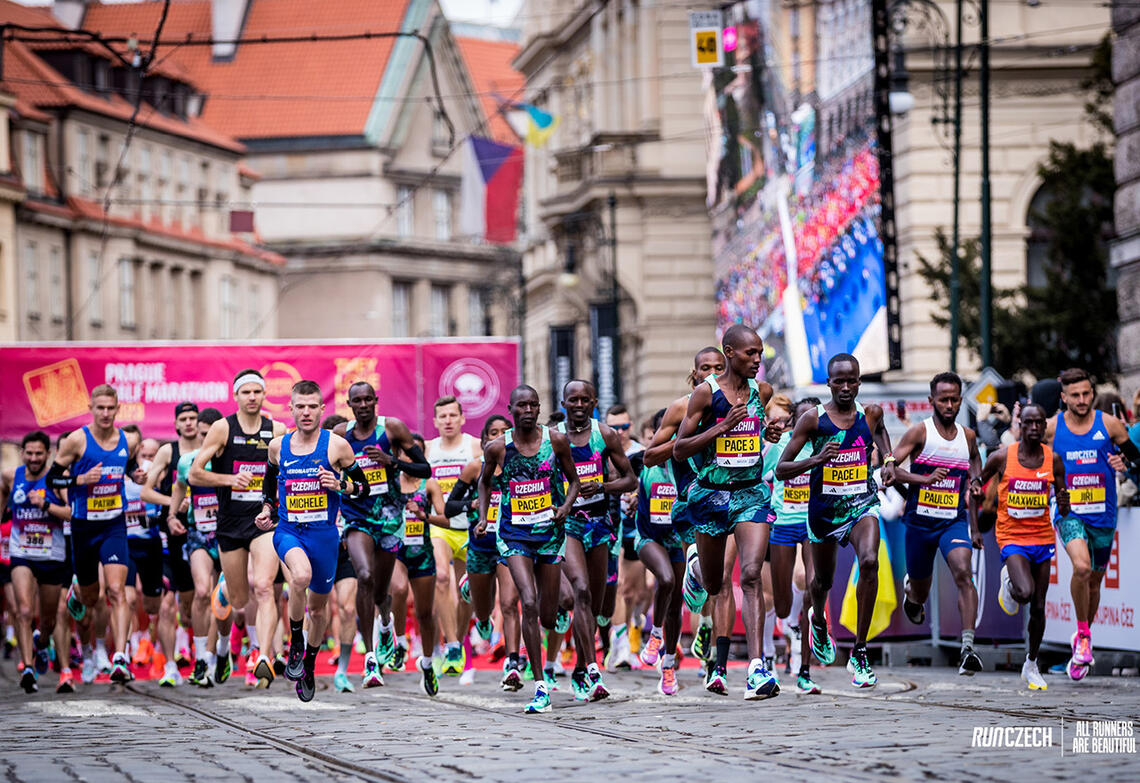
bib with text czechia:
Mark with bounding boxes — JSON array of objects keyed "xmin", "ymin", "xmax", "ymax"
[
  {"xmin": 284, "ymin": 477, "xmax": 328, "ymax": 524},
  {"xmin": 16, "ymin": 520, "xmax": 53, "ymax": 558},
  {"xmin": 782, "ymin": 473, "xmax": 811, "ymax": 512},
  {"xmin": 403, "ymin": 505, "xmax": 425, "ymax": 546},
  {"xmin": 232, "ymin": 461, "xmax": 267, "ymax": 503},
  {"xmin": 126, "ymin": 498, "xmax": 146, "ymax": 534},
  {"xmin": 1006, "ymin": 477, "xmax": 1049, "ymax": 518},
  {"xmin": 649, "ymin": 482, "xmax": 677, "ymax": 525},
  {"xmin": 193, "ymin": 491, "xmax": 219, "ymax": 533},
  {"xmin": 567, "ymin": 457, "xmax": 604, "ymax": 507},
  {"xmin": 1067, "ymin": 473, "xmax": 1106, "ymax": 515},
  {"xmin": 86, "ymin": 467, "xmax": 124, "ymax": 520},
  {"xmin": 821, "ymin": 448, "xmax": 868, "ymax": 496},
  {"xmin": 356, "ymin": 455, "xmax": 388, "ymax": 496},
  {"xmin": 486, "ymin": 489, "xmax": 502, "ymax": 532},
  {"xmin": 715, "ymin": 417, "xmax": 762, "ymax": 467},
  {"xmin": 509, "ymin": 478, "xmax": 554, "ymax": 526},
  {"xmin": 433, "ymin": 463, "xmax": 464, "ymax": 497},
  {"xmin": 917, "ymin": 476, "xmax": 961, "ymax": 520}
]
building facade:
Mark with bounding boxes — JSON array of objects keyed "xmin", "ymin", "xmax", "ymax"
[{"xmin": 1113, "ymin": 1, "xmax": 1140, "ymax": 403}]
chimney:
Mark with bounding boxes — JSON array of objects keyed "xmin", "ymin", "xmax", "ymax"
[
  {"xmin": 211, "ymin": 0, "xmax": 252, "ymax": 60},
  {"xmin": 53, "ymin": 0, "xmax": 87, "ymax": 30}
]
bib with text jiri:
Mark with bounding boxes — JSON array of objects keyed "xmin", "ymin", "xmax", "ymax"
[
  {"xmin": 715, "ymin": 417, "xmax": 761, "ymax": 467},
  {"xmin": 357, "ymin": 455, "xmax": 388, "ymax": 496},
  {"xmin": 284, "ymin": 477, "xmax": 327, "ymax": 524},
  {"xmin": 232, "ymin": 461, "xmax": 267, "ymax": 503},
  {"xmin": 193, "ymin": 491, "xmax": 219, "ymax": 533},
  {"xmin": 567, "ymin": 458, "xmax": 604, "ymax": 507},
  {"xmin": 917, "ymin": 476, "xmax": 961, "ymax": 520},
  {"xmin": 649, "ymin": 482, "xmax": 677, "ymax": 525},
  {"xmin": 1067, "ymin": 473, "xmax": 1106, "ymax": 515},
  {"xmin": 86, "ymin": 468, "xmax": 124, "ymax": 520},
  {"xmin": 486, "ymin": 490, "xmax": 502, "ymax": 533},
  {"xmin": 509, "ymin": 478, "xmax": 553, "ymax": 526},
  {"xmin": 782, "ymin": 473, "xmax": 811, "ymax": 512},
  {"xmin": 1007, "ymin": 477, "xmax": 1049, "ymax": 518},
  {"xmin": 433, "ymin": 463, "xmax": 464, "ymax": 497},
  {"xmin": 821, "ymin": 448, "xmax": 868, "ymax": 496},
  {"xmin": 126, "ymin": 499, "xmax": 146, "ymax": 534},
  {"xmin": 403, "ymin": 504, "xmax": 425, "ymax": 546}
]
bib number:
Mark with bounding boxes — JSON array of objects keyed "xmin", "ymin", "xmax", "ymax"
[
  {"xmin": 509, "ymin": 479, "xmax": 553, "ymax": 526},
  {"xmin": 86, "ymin": 471, "xmax": 124, "ymax": 520},
  {"xmin": 232, "ymin": 462, "xmax": 266, "ymax": 503},
  {"xmin": 649, "ymin": 482, "xmax": 676, "ymax": 525},
  {"xmin": 284, "ymin": 477, "xmax": 328, "ymax": 524},
  {"xmin": 486, "ymin": 490, "xmax": 502, "ymax": 533},
  {"xmin": 1068, "ymin": 473, "xmax": 1106, "ymax": 515},
  {"xmin": 403, "ymin": 508, "xmax": 425, "ymax": 546},
  {"xmin": 715, "ymin": 417, "xmax": 761, "ymax": 467},
  {"xmin": 567, "ymin": 458, "xmax": 604, "ymax": 507},
  {"xmin": 821, "ymin": 448, "xmax": 868, "ymax": 496},
  {"xmin": 193, "ymin": 491, "xmax": 219, "ymax": 534},
  {"xmin": 16, "ymin": 521, "xmax": 53, "ymax": 558},
  {"xmin": 1007, "ymin": 478, "xmax": 1049, "ymax": 518},
  {"xmin": 917, "ymin": 476, "xmax": 961, "ymax": 520},
  {"xmin": 357, "ymin": 455, "xmax": 388, "ymax": 496},
  {"xmin": 126, "ymin": 499, "xmax": 146, "ymax": 535},
  {"xmin": 782, "ymin": 473, "xmax": 811, "ymax": 512}
]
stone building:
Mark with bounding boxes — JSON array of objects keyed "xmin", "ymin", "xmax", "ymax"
[{"xmin": 1113, "ymin": 1, "xmax": 1140, "ymax": 402}]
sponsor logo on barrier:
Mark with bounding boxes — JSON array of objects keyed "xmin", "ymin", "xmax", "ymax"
[
  {"xmin": 439, "ymin": 358, "xmax": 499, "ymax": 418},
  {"xmin": 23, "ymin": 359, "xmax": 89, "ymax": 426}
]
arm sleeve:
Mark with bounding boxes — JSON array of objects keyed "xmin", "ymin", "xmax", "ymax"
[
  {"xmin": 262, "ymin": 461, "xmax": 279, "ymax": 510},
  {"xmin": 46, "ymin": 461, "xmax": 77, "ymax": 490},
  {"xmin": 1118, "ymin": 438, "xmax": 1140, "ymax": 470},
  {"xmin": 395, "ymin": 443, "xmax": 432, "ymax": 478},
  {"xmin": 444, "ymin": 478, "xmax": 474, "ymax": 519},
  {"xmin": 343, "ymin": 461, "xmax": 369, "ymax": 499}
]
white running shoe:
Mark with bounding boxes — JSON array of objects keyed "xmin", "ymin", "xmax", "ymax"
[
  {"xmin": 1021, "ymin": 658, "xmax": 1048, "ymax": 690},
  {"xmin": 459, "ymin": 668, "xmax": 476, "ymax": 686},
  {"xmin": 998, "ymin": 565, "xmax": 1017, "ymax": 616}
]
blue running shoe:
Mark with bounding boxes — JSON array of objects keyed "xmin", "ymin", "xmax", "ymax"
[
  {"xmin": 744, "ymin": 659, "xmax": 780, "ymax": 700},
  {"xmin": 525, "ymin": 683, "xmax": 551, "ymax": 714},
  {"xmin": 682, "ymin": 545, "xmax": 707, "ymax": 613}
]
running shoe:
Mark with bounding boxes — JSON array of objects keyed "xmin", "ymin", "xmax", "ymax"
[
  {"xmin": 658, "ymin": 665, "xmax": 678, "ymax": 696},
  {"xmin": 997, "ymin": 565, "xmax": 1017, "ymax": 616},
  {"xmin": 334, "ymin": 671, "xmax": 354, "ymax": 693},
  {"xmin": 56, "ymin": 669, "xmax": 75, "ymax": 694},
  {"xmin": 796, "ymin": 672, "xmax": 822, "ymax": 694},
  {"xmin": 787, "ymin": 625, "xmax": 801, "ymax": 675},
  {"xmin": 554, "ymin": 607, "xmax": 571, "ymax": 634},
  {"xmin": 131, "ymin": 637, "xmax": 154, "ymax": 667},
  {"xmin": 362, "ymin": 652, "xmax": 385, "ymax": 688},
  {"xmin": 542, "ymin": 667, "xmax": 559, "ymax": 692},
  {"xmin": 244, "ymin": 648, "xmax": 259, "ymax": 676},
  {"xmin": 521, "ymin": 655, "xmax": 534, "ymax": 681},
  {"xmin": 459, "ymin": 668, "xmax": 476, "ymax": 686},
  {"xmin": 475, "ymin": 618, "xmax": 494, "ymax": 642},
  {"xmin": 501, "ymin": 661, "xmax": 523, "ymax": 692},
  {"xmin": 376, "ymin": 626, "xmax": 396, "ymax": 667},
  {"xmin": 245, "ymin": 670, "xmax": 258, "ymax": 687},
  {"xmin": 254, "ymin": 654, "xmax": 275, "ymax": 688},
  {"xmin": 745, "ymin": 659, "xmax": 780, "ymax": 700},
  {"xmin": 211, "ymin": 574, "xmax": 232, "ymax": 621},
  {"xmin": 525, "ymin": 683, "xmax": 552, "ymax": 714},
  {"xmin": 808, "ymin": 608, "xmax": 836, "ymax": 666},
  {"xmin": 389, "ymin": 641, "xmax": 408, "ymax": 673},
  {"xmin": 33, "ymin": 632, "xmax": 50, "ymax": 676},
  {"xmin": 81, "ymin": 655, "xmax": 97, "ymax": 684},
  {"xmin": 274, "ymin": 655, "xmax": 288, "ymax": 676},
  {"xmin": 66, "ymin": 578, "xmax": 86, "ymax": 621},
  {"xmin": 214, "ymin": 651, "xmax": 232, "ymax": 684},
  {"xmin": 442, "ymin": 645, "xmax": 465, "ymax": 676},
  {"xmin": 901, "ymin": 575, "xmax": 925, "ymax": 624},
  {"xmin": 705, "ymin": 665, "xmax": 728, "ymax": 695},
  {"xmin": 682, "ymin": 544, "xmax": 708, "ymax": 613},
  {"xmin": 586, "ymin": 666, "xmax": 610, "ymax": 701},
  {"xmin": 95, "ymin": 646, "xmax": 112, "ymax": 674},
  {"xmin": 458, "ymin": 572, "xmax": 471, "ymax": 604},
  {"xmin": 846, "ymin": 647, "xmax": 877, "ymax": 688},
  {"xmin": 604, "ymin": 626, "xmax": 631, "ymax": 671},
  {"xmin": 285, "ymin": 643, "xmax": 305, "ymax": 681},
  {"xmin": 296, "ymin": 663, "xmax": 315, "ymax": 703},
  {"xmin": 692, "ymin": 622, "xmax": 712, "ymax": 661},
  {"xmin": 176, "ymin": 646, "xmax": 192, "ymax": 669},
  {"xmin": 20, "ymin": 668, "xmax": 37, "ymax": 693},
  {"xmin": 1066, "ymin": 657, "xmax": 1090, "ymax": 681},
  {"xmin": 420, "ymin": 658, "xmax": 439, "ymax": 697},
  {"xmin": 109, "ymin": 653, "xmax": 132, "ymax": 684},
  {"xmin": 958, "ymin": 646, "xmax": 983, "ymax": 676},
  {"xmin": 640, "ymin": 633, "xmax": 664, "ymax": 667},
  {"xmin": 571, "ymin": 669, "xmax": 591, "ymax": 701},
  {"xmin": 159, "ymin": 666, "xmax": 183, "ymax": 688},
  {"xmin": 1021, "ymin": 657, "xmax": 1048, "ymax": 690},
  {"xmin": 190, "ymin": 658, "xmax": 212, "ymax": 687},
  {"xmin": 1071, "ymin": 631, "xmax": 1093, "ymax": 666}
]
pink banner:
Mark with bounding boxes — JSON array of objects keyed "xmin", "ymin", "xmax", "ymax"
[{"xmin": 0, "ymin": 340, "xmax": 518, "ymax": 443}]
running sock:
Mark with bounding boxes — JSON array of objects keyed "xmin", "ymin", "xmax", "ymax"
[
  {"xmin": 587, "ymin": 661, "xmax": 601, "ymax": 676},
  {"xmin": 164, "ymin": 659, "xmax": 179, "ymax": 677},
  {"xmin": 289, "ymin": 619, "xmax": 304, "ymax": 649},
  {"xmin": 96, "ymin": 639, "xmax": 107, "ymax": 657},
  {"xmin": 715, "ymin": 636, "xmax": 730, "ymax": 669},
  {"xmin": 661, "ymin": 653, "xmax": 676, "ymax": 669},
  {"xmin": 215, "ymin": 637, "xmax": 229, "ymax": 658},
  {"xmin": 378, "ymin": 616, "xmax": 393, "ymax": 632},
  {"xmin": 418, "ymin": 655, "xmax": 432, "ymax": 670},
  {"xmin": 338, "ymin": 645, "xmax": 351, "ymax": 674},
  {"xmin": 1077, "ymin": 621, "xmax": 1090, "ymax": 637},
  {"xmin": 698, "ymin": 613, "xmax": 713, "ymax": 628},
  {"xmin": 961, "ymin": 630, "xmax": 976, "ymax": 649},
  {"xmin": 596, "ymin": 615, "xmax": 610, "ymax": 629},
  {"xmin": 194, "ymin": 636, "xmax": 209, "ymax": 661},
  {"xmin": 247, "ymin": 626, "xmax": 259, "ymax": 650},
  {"xmin": 304, "ymin": 644, "xmax": 319, "ymax": 670},
  {"xmin": 396, "ymin": 635, "xmax": 407, "ymax": 648},
  {"xmin": 763, "ymin": 609, "xmax": 776, "ymax": 659},
  {"xmin": 788, "ymin": 586, "xmax": 804, "ymax": 625},
  {"xmin": 34, "ymin": 632, "xmax": 49, "ymax": 651},
  {"xmin": 508, "ymin": 652, "xmax": 520, "ymax": 669},
  {"xmin": 447, "ymin": 641, "xmax": 461, "ymax": 653},
  {"xmin": 799, "ymin": 663, "xmax": 811, "ymax": 678},
  {"xmin": 650, "ymin": 626, "xmax": 663, "ymax": 639}
]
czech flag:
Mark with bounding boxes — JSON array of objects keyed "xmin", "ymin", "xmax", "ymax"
[{"xmin": 460, "ymin": 135, "xmax": 523, "ymax": 244}]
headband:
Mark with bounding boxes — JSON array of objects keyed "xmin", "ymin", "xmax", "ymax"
[{"xmin": 233, "ymin": 374, "xmax": 266, "ymax": 395}]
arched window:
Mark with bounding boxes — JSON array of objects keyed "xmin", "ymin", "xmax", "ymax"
[{"xmin": 1025, "ymin": 184, "xmax": 1053, "ymax": 289}]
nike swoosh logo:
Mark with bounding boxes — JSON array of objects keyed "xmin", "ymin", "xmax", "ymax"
[
  {"xmin": 1036, "ymin": 471, "xmax": 1051, "ymax": 478},
  {"xmin": 951, "ymin": 539, "xmax": 969, "ymax": 544},
  {"xmin": 284, "ymin": 459, "xmax": 300, "ymax": 466}
]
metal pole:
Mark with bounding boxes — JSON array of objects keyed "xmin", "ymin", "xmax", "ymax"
[
  {"xmin": 978, "ymin": 0, "xmax": 992, "ymax": 368},
  {"xmin": 608, "ymin": 191, "xmax": 618, "ymax": 304},
  {"xmin": 949, "ymin": 0, "xmax": 963, "ymax": 372}
]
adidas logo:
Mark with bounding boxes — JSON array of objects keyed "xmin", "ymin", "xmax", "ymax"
[
  {"xmin": 1092, "ymin": 431, "xmax": 1106, "ymax": 441},
  {"xmin": 118, "ymin": 448, "xmax": 127, "ymax": 456},
  {"xmin": 107, "ymin": 555, "xmax": 119, "ymax": 562}
]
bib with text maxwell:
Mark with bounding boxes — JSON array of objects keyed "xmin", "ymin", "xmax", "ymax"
[{"xmin": 1006, "ymin": 477, "xmax": 1049, "ymax": 518}]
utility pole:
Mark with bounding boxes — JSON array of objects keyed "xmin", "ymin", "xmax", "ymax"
[
  {"xmin": 979, "ymin": 0, "xmax": 993, "ymax": 368},
  {"xmin": 949, "ymin": 0, "xmax": 963, "ymax": 373}
]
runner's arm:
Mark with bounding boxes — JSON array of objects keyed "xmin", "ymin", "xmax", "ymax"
[
  {"xmin": 188, "ymin": 419, "xmax": 236, "ymax": 488},
  {"xmin": 424, "ymin": 479, "xmax": 450, "ymax": 528},
  {"xmin": 260, "ymin": 441, "xmax": 280, "ymax": 517},
  {"xmin": 140, "ymin": 443, "xmax": 173, "ymax": 506},
  {"xmin": 389, "ymin": 420, "xmax": 431, "ymax": 478},
  {"xmin": 475, "ymin": 440, "xmax": 504, "ymax": 533},
  {"xmin": 978, "ymin": 447, "xmax": 1005, "ymax": 486},
  {"xmin": 600, "ymin": 426, "xmax": 637, "ymax": 495},
  {"xmin": 775, "ymin": 410, "xmax": 831, "ymax": 481},
  {"xmin": 1106, "ymin": 414, "xmax": 1140, "ymax": 470},
  {"xmin": 169, "ymin": 478, "xmax": 188, "ymax": 535},
  {"xmin": 643, "ymin": 397, "xmax": 686, "ymax": 468},
  {"xmin": 45, "ymin": 431, "xmax": 86, "ymax": 489},
  {"xmin": 866, "ymin": 404, "xmax": 896, "ymax": 485},
  {"xmin": 0, "ymin": 468, "xmax": 11, "ymax": 516},
  {"xmin": 966, "ymin": 429, "xmax": 984, "ymax": 547},
  {"xmin": 551, "ymin": 432, "xmax": 580, "ymax": 520},
  {"xmin": 880, "ymin": 423, "xmax": 940, "ymax": 486},
  {"xmin": 673, "ymin": 384, "xmax": 730, "ymax": 461},
  {"xmin": 1052, "ymin": 451, "xmax": 1070, "ymax": 517},
  {"xmin": 443, "ymin": 460, "xmax": 480, "ymax": 519},
  {"xmin": 329, "ymin": 435, "xmax": 369, "ymax": 498}
]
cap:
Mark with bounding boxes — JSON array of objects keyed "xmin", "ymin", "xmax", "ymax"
[{"xmin": 174, "ymin": 401, "xmax": 199, "ymax": 417}]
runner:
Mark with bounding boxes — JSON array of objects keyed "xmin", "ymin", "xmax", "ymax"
[
  {"xmin": 762, "ymin": 397, "xmax": 823, "ymax": 694},
  {"xmin": 189, "ymin": 369, "xmax": 286, "ymax": 687},
  {"xmin": 324, "ymin": 411, "xmax": 360, "ymax": 694},
  {"xmin": 604, "ymin": 403, "xmax": 647, "ymax": 668},
  {"xmin": 1, "ymin": 432, "xmax": 72, "ymax": 693},
  {"xmin": 46, "ymin": 384, "xmax": 142, "ymax": 684},
  {"xmin": 424, "ymin": 396, "xmax": 481, "ymax": 677},
  {"xmin": 331, "ymin": 381, "xmax": 430, "ymax": 689},
  {"xmin": 475, "ymin": 385, "xmax": 579, "ymax": 713},
  {"xmin": 169, "ymin": 408, "xmax": 232, "ymax": 688},
  {"xmin": 256, "ymin": 380, "xmax": 369, "ymax": 702},
  {"xmin": 982, "ymin": 403, "xmax": 1069, "ymax": 690},
  {"xmin": 775, "ymin": 353, "xmax": 896, "ymax": 689},
  {"xmin": 554, "ymin": 380, "xmax": 635, "ymax": 699},
  {"xmin": 1045, "ymin": 368, "xmax": 1140, "ymax": 680},
  {"xmin": 673, "ymin": 324, "xmax": 780, "ymax": 700},
  {"xmin": 890, "ymin": 373, "xmax": 985, "ymax": 676}
]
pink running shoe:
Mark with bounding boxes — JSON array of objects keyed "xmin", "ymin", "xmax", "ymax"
[
  {"xmin": 640, "ymin": 634, "xmax": 664, "ymax": 667},
  {"xmin": 1071, "ymin": 631, "xmax": 1093, "ymax": 666},
  {"xmin": 658, "ymin": 666, "xmax": 678, "ymax": 696}
]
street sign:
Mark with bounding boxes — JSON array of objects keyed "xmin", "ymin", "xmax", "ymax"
[
  {"xmin": 963, "ymin": 366, "xmax": 1005, "ymax": 413},
  {"xmin": 690, "ymin": 10, "xmax": 723, "ymax": 68}
]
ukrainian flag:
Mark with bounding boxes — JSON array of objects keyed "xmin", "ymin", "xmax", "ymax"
[
  {"xmin": 515, "ymin": 102, "xmax": 560, "ymax": 147},
  {"xmin": 839, "ymin": 520, "xmax": 898, "ymax": 640}
]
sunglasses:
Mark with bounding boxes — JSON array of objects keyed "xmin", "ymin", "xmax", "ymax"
[{"xmin": 610, "ymin": 423, "xmax": 631, "ymax": 431}]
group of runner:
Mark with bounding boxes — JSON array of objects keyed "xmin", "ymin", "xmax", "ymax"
[{"xmin": 1, "ymin": 328, "xmax": 1136, "ymax": 707}]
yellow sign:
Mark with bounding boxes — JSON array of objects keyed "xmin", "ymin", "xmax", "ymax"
[
  {"xmin": 695, "ymin": 31, "xmax": 719, "ymax": 64},
  {"xmin": 976, "ymin": 384, "xmax": 997, "ymax": 405}
]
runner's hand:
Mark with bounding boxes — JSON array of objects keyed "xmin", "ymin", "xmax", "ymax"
[
  {"xmin": 168, "ymin": 515, "xmax": 186, "ymax": 536},
  {"xmin": 921, "ymin": 466, "xmax": 949, "ymax": 485},
  {"xmin": 364, "ymin": 445, "xmax": 393, "ymax": 466},
  {"xmin": 720, "ymin": 402, "xmax": 749, "ymax": 432},
  {"xmin": 1108, "ymin": 453, "xmax": 1125, "ymax": 472},
  {"xmin": 968, "ymin": 479, "xmax": 985, "ymax": 500},
  {"xmin": 1055, "ymin": 487, "xmax": 1071, "ymax": 515},
  {"xmin": 579, "ymin": 481, "xmax": 601, "ymax": 498},
  {"xmin": 474, "ymin": 519, "xmax": 488, "ymax": 536},
  {"xmin": 553, "ymin": 503, "xmax": 571, "ymax": 524},
  {"xmin": 178, "ymin": 497, "xmax": 190, "ymax": 513},
  {"xmin": 28, "ymin": 491, "xmax": 46, "ymax": 509},
  {"xmin": 255, "ymin": 504, "xmax": 274, "ymax": 530},
  {"xmin": 131, "ymin": 468, "xmax": 147, "ymax": 484},
  {"xmin": 815, "ymin": 442, "xmax": 841, "ymax": 466},
  {"xmin": 763, "ymin": 419, "xmax": 783, "ymax": 443},
  {"xmin": 317, "ymin": 466, "xmax": 340, "ymax": 492},
  {"xmin": 232, "ymin": 471, "xmax": 253, "ymax": 490},
  {"xmin": 971, "ymin": 529, "xmax": 984, "ymax": 549},
  {"xmin": 79, "ymin": 462, "xmax": 103, "ymax": 486},
  {"xmin": 406, "ymin": 500, "xmax": 427, "ymax": 521}
]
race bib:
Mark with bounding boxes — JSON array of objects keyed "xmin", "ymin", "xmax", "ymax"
[
  {"xmin": 782, "ymin": 473, "xmax": 811, "ymax": 512},
  {"xmin": 821, "ymin": 448, "xmax": 868, "ymax": 496},
  {"xmin": 403, "ymin": 506, "xmax": 425, "ymax": 546},
  {"xmin": 284, "ymin": 477, "xmax": 328, "ymax": 524},
  {"xmin": 16, "ymin": 521, "xmax": 52, "ymax": 558},
  {"xmin": 486, "ymin": 490, "xmax": 502, "ymax": 533},
  {"xmin": 356, "ymin": 455, "xmax": 388, "ymax": 496},
  {"xmin": 232, "ymin": 461, "xmax": 266, "ymax": 503},
  {"xmin": 917, "ymin": 475, "xmax": 961, "ymax": 520},
  {"xmin": 1007, "ymin": 477, "xmax": 1049, "ymax": 518},
  {"xmin": 86, "ymin": 470, "xmax": 124, "ymax": 520},
  {"xmin": 126, "ymin": 499, "xmax": 146, "ymax": 535},
  {"xmin": 432, "ymin": 463, "xmax": 464, "ymax": 497},
  {"xmin": 193, "ymin": 491, "xmax": 219, "ymax": 534},
  {"xmin": 715, "ymin": 417, "xmax": 761, "ymax": 467},
  {"xmin": 649, "ymin": 482, "xmax": 676, "ymax": 525},
  {"xmin": 1068, "ymin": 473, "xmax": 1106, "ymax": 515},
  {"xmin": 567, "ymin": 457, "xmax": 604, "ymax": 507},
  {"xmin": 509, "ymin": 478, "xmax": 553, "ymax": 526}
]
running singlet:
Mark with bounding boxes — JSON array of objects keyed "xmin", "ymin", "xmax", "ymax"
[
  {"xmin": 692, "ymin": 376, "xmax": 769, "ymax": 494},
  {"xmin": 428, "ymin": 433, "xmax": 476, "ymax": 530},
  {"xmin": 462, "ymin": 464, "xmax": 501, "ymax": 542},
  {"xmin": 556, "ymin": 420, "xmax": 609, "ymax": 515},
  {"xmin": 8, "ymin": 466, "xmax": 65, "ymax": 562},
  {"xmin": 178, "ymin": 451, "xmax": 219, "ymax": 534},
  {"xmin": 400, "ymin": 478, "xmax": 430, "ymax": 547},
  {"xmin": 495, "ymin": 426, "xmax": 565, "ymax": 543},
  {"xmin": 807, "ymin": 403, "xmax": 878, "ymax": 526},
  {"xmin": 342, "ymin": 419, "xmax": 392, "ymax": 522},
  {"xmin": 276, "ymin": 429, "xmax": 340, "ymax": 529},
  {"xmin": 160, "ymin": 441, "xmax": 188, "ymax": 527},
  {"xmin": 901, "ymin": 418, "xmax": 970, "ymax": 528},
  {"xmin": 764, "ymin": 431, "xmax": 813, "ymax": 526},
  {"xmin": 1053, "ymin": 410, "xmax": 1117, "ymax": 527},
  {"xmin": 995, "ymin": 442, "xmax": 1056, "ymax": 547},
  {"xmin": 125, "ymin": 479, "xmax": 159, "ymax": 539},
  {"xmin": 213, "ymin": 414, "xmax": 274, "ymax": 537},
  {"xmin": 70, "ymin": 427, "xmax": 128, "ymax": 524},
  {"xmin": 638, "ymin": 461, "xmax": 677, "ymax": 527}
]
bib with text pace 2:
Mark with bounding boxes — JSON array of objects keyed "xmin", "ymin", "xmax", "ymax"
[{"xmin": 509, "ymin": 478, "xmax": 553, "ymax": 526}]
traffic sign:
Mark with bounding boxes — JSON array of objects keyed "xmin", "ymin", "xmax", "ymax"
[
  {"xmin": 963, "ymin": 366, "xmax": 1005, "ymax": 413},
  {"xmin": 690, "ymin": 10, "xmax": 723, "ymax": 68}
]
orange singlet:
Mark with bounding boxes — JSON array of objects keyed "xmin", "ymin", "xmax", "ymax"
[{"xmin": 995, "ymin": 441, "xmax": 1055, "ymax": 548}]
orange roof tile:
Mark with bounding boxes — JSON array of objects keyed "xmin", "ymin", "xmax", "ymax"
[
  {"xmin": 82, "ymin": 0, "xmax": 412, "ymax": 140},
  {"xmin": 455, "ymin": 36, "xmax": 523, "ymax": 144}
]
